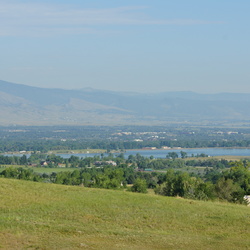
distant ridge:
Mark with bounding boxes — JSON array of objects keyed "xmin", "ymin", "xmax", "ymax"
[{"xmin": 1, "ymin": 80, "xmax": 250, "ymax": 125}]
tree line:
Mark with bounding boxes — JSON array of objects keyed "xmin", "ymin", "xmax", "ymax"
[
  {"xmin": 0, "ymin": 153, "xmax": 249, "ymax": 205},
  {"xmin": 0, "ymin": 152, "xmax": 233, "ymax": 170},
  {"xmin": 2, "ymin": 137, "xmax": 250, "ymax": 153}
]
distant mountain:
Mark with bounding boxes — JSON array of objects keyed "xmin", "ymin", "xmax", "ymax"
[{"xmin": 0, "ymin": 80, "xmax": 250, "ymax": 126}]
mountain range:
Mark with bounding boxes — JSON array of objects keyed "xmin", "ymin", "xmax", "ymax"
[{"xmin": 0, "ymin": 80, "xmax": 250, "ymax": 126}]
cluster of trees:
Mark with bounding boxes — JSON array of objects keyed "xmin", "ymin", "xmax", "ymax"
[
  {"xmin": 0, "ymin": 152, "xmax": 238, "ymax": 174},
  {"xmin": 0, "ymin": 152, "xmax": 249, "ymax": 204},
  {"xmin": 0, "ymin": 167, "xmax": 42, "ymax": 182},
  {"xmin": 137, "ymin": 157, "xmax": 231, "ymax": 171},
  {"xmin": 0, "ymin": 155, "xmax": 29, "ymax": 165},
  {"xmin": 0, "ymin": 160, "xmax": 249, "ymax": 204},
  {"xmin": 155, "ymin": 170, "xmax": 214, "ymax": 200},
  {"xmin": 155, "ymin": 161, "xmax": 250, "ymax": 204},
  {"xmin": 2, "ymin": 137, "xmax": 250, "ymax": 154},
  {"xmin": 166, "ymin": 151, "xmax": 209, "ymax": 159},
  {"xmin": 0, "ymin": 165, "xmax": 154, "ymax": 193}
]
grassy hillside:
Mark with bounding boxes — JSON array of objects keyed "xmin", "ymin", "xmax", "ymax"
[{"xmin": 0, "ymin": 179, "xmax": 249, "ymax": 249}]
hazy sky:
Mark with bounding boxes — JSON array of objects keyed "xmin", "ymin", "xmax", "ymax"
[{"xmin": 0, "ymin": 0, "xmax": 249, "ymax": 93}]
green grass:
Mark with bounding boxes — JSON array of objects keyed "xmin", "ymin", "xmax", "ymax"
[
  {"xmin": 0, "ymin": 165, "xmax": 24, "ymax": 168},
  {"xmin": 0, "ymin": 179, "xmax": 250, "ymax": 249},
  {"xmin": 31, "ymin": 167, "xmax": 76, "ymax": 174},
  {"xmin": 0, "ymin": 165, "xmax": 76, "ymax": 174}
]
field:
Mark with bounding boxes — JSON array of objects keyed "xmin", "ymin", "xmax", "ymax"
[
  {"xmin": 186, "ymin": 155, "xmax": 250, "ymax": 161},
  {"xmin": 0, "ymin": 165, "xmax": 76, "ymax": 174},
  {"xmin": 0, "ymin": 179, "xmax": 250, "ymax": 249},
  {"xmin": 211, "ymin": 155, "xmax": 250, "ymax": 161}
]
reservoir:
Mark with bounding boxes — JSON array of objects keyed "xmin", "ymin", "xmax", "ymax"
[{"xmin": 57, "ymin": 148, "xmax": 250, "ymax": 159}]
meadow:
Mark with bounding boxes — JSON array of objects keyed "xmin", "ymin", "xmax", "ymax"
[
  {"xmin": 0, "ymin": 178, "xmax": 249, "ymax": 249},
  {"xmin": 0, "ymin": 165, "xmax": 76, "ymax": 174}
]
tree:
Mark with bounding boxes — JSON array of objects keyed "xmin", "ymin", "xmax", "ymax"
[
  {"xmin": 166, "ymin": 152, "xmax": 178, "ymax": 160},
  {"xmin": 180, "ymin": 151, "xmax": 187, "ymax": 159},
  {"xmin": 227, "ymin": 161, "xmax": 250, "ymax": 194},
  {"xmin": 130, "ymin": 178, "xmax": 148, "ymax": 193},
  {"xmin": 155, "ymin": 170, "xmax": 215, "ymax": 201},
  {"xmin": 20, "ymin": 154, "xmax": 27, "ymax": 165},
  {"xmin": 215, "ymin": 177, "xmax": 245, "ymax": 203}
]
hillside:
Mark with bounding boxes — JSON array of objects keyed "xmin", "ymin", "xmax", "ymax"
[
  {"xmin": 0, "ymin": 178, "xmax": 249, "ymax": 249},
  {"xmin": 1, "ymin": 80, "xmax": 250, "ymax": 125}
]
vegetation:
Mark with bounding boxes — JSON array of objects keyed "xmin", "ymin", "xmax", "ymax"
[
  {"xmin": 2, "ymin": 125, "xmax": 250, "ymax": 154},
  {"xmin": 1, "ymin": 125, "xmax": 250, "ymax": 248},
  {"xmin": 130, "ymin": 178, "xmax": 148, "ymax": 193},
  {"xmin": 0, "ymin": 153, "xmax": 249, "ymax": 204},
  {"xmin": 0, "ymin": 178, "xmax": 249, "ymax": 249}
]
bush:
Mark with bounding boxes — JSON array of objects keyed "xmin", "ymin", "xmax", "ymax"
[{"xmin": 130, "ymin": 178, "xmax": 148, "ymax": 193}]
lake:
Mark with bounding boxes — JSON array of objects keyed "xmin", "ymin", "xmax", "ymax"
[{"xmin": 56, "ymin": 148, "xmax": 250, "ymax": 159}]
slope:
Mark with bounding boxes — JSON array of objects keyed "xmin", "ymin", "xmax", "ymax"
[{"xmin": 0, "ymin": 178, "xmax": 249, "ymax": 249}]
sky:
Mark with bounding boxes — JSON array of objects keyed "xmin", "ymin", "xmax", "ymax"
[{"xmin": 0, "ymin": 0, "xmax": 250, "ymax": 93}]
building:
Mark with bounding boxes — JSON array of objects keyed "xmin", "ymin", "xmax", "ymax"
[
  {"xmin": 244, "ymin": 195, "xmax": 250, "ymax": 206},
  {"xmin": 94, "ymin": 161, "xmax": 117, "ymax": 166}
]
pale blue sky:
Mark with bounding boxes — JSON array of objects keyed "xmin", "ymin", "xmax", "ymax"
[{"xmin": 0, "ymin": 0, "xmax": 249, "ymax": 93}]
